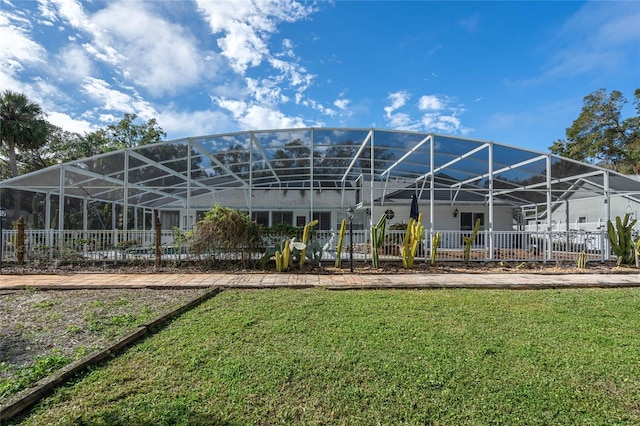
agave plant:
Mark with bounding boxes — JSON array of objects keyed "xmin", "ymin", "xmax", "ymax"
[
  {"xmin": 370, "ymin": 213, "xmax": 387, "ymax": 268},
  {"xmin": 274, "ymin": 238, "xmax": 306, "ymax": 272},
  {"xmin": 401, "ymin": 213, "xmax": 424, "ymax": 269},
  {"xmin": 335, "ymin": 219, "xmax": 347, "ymax": 268}
]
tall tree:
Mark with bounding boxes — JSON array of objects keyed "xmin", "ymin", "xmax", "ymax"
[
  {"xmin": 105, "ymin": 113, "xmax": 166, "ymax": 150},
  {"xmin": 42, "ymin": 126, "xmax": 110, "ymax": 165},
  {"xmin": 550, "ymin": 88, "xmax": 640, "ymax": 174},
  {"xmin": 19, "ymin": 124, "xmax": 85, "ymax": 173},
  {"xmin": 19, "ymin": 114, "xmax": 167, "ymax": 174},
  {"xmin": 0, "ymin": 90, "xmax": 49, "ymax": 178}
]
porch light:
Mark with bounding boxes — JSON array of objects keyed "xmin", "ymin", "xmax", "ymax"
[{"xmin": 453, "ymin": 208, "xmax": 459, "ymax": 218}]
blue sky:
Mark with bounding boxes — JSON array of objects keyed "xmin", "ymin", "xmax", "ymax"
[{"xmin": 1, "ymin": 0, "xmax": 638, "ymax": 153}]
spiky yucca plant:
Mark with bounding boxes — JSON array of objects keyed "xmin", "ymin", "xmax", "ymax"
[
  {"xmin": 335, "ymin": 219, "xmax": 347, "ymax": 268},
  {"xmin": 607, "ymin": 214, "xmax": 637, "ymax": 266}
]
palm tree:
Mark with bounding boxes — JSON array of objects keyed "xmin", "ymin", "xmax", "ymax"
[
  {"xmin": 0, "ymin": 90, "xmax": 49, "ymax": 178},
  {"xmin": 0, "ymin": 90, "xmax": 49, "ymax": 218}
]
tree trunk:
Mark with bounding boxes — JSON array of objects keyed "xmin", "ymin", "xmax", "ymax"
[{"xmin": 8, "ymin": 139, "xmax": 22, "ymax": 219}]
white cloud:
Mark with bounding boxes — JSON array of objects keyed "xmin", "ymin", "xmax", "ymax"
[
  {"xmin": 559, "ymin": 1, "xmax": 638, "ymax": 48},
  {"xmin": 268, "ymin": 57, "xmax": 313, "ymax": 90},
  {"xmin": 57, "ymin": 44, "xmax": 93, "ymax": 80},
  {"xmin": 0, "ymin": 70, "xmax": 21, "ymax": 94},
  {"xmin": 197, "ymin": 1, "xmax": 269, "ymax": 74},
  {"xmin": 81, "ymin": 41, "xmax": 124, "ymax": 68},
  {"xmin": 37, "ymin": 0, "xmax": 216, "ymax": 97},
  {"xmin": 421, "ymin": 114, "xmax": 462, "ymax": 133},
  {"xmin": 240, "ymin": 104, "xmax": 305, "ymax": 130},
  {"xmin": 91, "ymin": 2, "xmax": 213, "ymax": 96},
  {"xmin": 215, "ymin": 97, "xmax": 249, "ymax": 119},
  {"xmin": 32, "ymin": 79, "xmax": 64, "ymax": 101},
  {"xmin": 195, "ymin": 0, "xmax": 317, "ymax": 115},
  {"xmin": 157, "ymin": 108, "xmax": 234, "ymax": 139},
  {"xmin": 195, "ymin": 0, "xmax": 316, "ymax": 75},
  {"xmin": 36, "ymin": 0, "xmax": 58, "ymax": 24},
  {"xmin": 522, "ymin": 1, "xmax": 639, "ymax": 84},
  {"xmin": 334, "ymin": 98, "xmax": 350, "ymax": 110},
  {"xmin": 97, "ymin": 113, "xmax": 119, "ymax": 123},
  {"xmin": 384, "ymin": 91, "xmax": 469, "ymax": 134},
  {"xmin": 279, "ymin": 38, "xmax": 295, "ymax": 58},
  {"xmin": 245, "ymin": 77, "xmax": 287, "ymax": 105},
  {"xmin": 0, "ymin": 9, "xmax": 46, "ymax": 76},
  {"xmin": 418, "ymin": 95, "xmax": 444, "ymax": 111},
  {"xmin": 3, "ymin": 0, "xmax": 326, "ymax": 139},
  {"xmin": 387, "ymin": 112, "xmax": 419, "ymax": 131},
  {"xmin": 46, "ymin": 0, "xmax": 92, "ymax": 32},
  {"xmin": 384, "ymin": 91, "xmax": 410, "ymax": 117},
  {"xmin": 81, "ymin": 77, "xmax": 157, "ymax": 119},
  {"xmin": 47, "ymin": 111, "xmax": 94, "ymax": 134},
  {"xmin": 384, "ymin": 92, "xmax": 418, "ymax": 130},
  {"xmin": 302, "ymin": 99, "xmax": 337, "ymax": 117},
  {"xmin": 214, "ymin": 96, "xmax": 305, "ymax": 130}
]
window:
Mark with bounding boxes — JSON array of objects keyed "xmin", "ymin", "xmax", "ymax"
[
  {"xmin": 460, "ymin": 212, "xmax": 484, "ymax": 245},
  {"xmin": 460, "ymin": 212, "xmax": 484, "ymax": 231},
  {"xmin": 312, "ymin": 211, "xmax": 331, "ymax": 230},
  {"xmin": 252, "ymin": 211, "xmax": 269, "ymax": 227},
  {"xmin": 384, "ymin": 209, "xmax": 395, "ymax": 220},
  {"xmin": 272, "ymin": 211, "xmax": 293, "ymax": 226},
  {"xmin": 296, "ymin": 215, "xmax": 306, "ymax": 227},
  {"xmin": 578, "ymin": 216, "xmax": 587, "ymax": 223},
  {"xmin": 160, "ymin": 211, "xmax": 179, "ymax": 228}
]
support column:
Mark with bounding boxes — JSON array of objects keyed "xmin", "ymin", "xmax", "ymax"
[
  {"xmin": 248, "ymin": 133, "xmax": 253, "ymax": 216},
  {"xmin": 45, "ymin": 192, "xmax": 52, "ymax": 249},
  {"xmin": 58, "ymin": 166, "xmax": 65, "ymax": 257},
  {"xmin": 545, "ymin": 156, "xmax": 553, "ymax": 262},
  {"xmin": 429, "ymin": 134, "xmax": 435, "ymax": 236},
  {"xmin": 604, "ymin": 171, "xmax": 611, "ymax": 261},
  {"xmin": 83, "ymin": 198, "xmax": 88, "ymax": 232},
  {"xmin": 369, "ymin": 130, "xmax": 375, "ymax": 227},
  {"xmin": 186, "ymin": 139, "xmax": 192, "ymax": 230},
  {"xmin": 123, "ymin": 150, "xmax": 129, "ymax": 239},
  {"xmin": 112, "ymin": 203, "xmax": 117, "ymax": 259},
  {"xmin": 310, "ymin": 129, "xmax": 315, "ymax": 219},
  {"xmin": 563, "ymin": 200, "xmax": 570, "ymax": 250},
  {"xmin": 488, "ymin": 142, "xmax": 494, "ymax": 261}
]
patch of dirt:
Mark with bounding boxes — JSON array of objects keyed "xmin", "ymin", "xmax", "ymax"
[
  {"xmin": 0, "ymin": 287, "xmax": 208, "ymax": 402},
  {"xmin": 0, "ymin": 259, "xmax": 636, "ymax": 276}
]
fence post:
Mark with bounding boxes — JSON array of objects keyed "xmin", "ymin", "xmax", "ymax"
[
  {"xmin": 16, "ymin": 217, "xmax": 25, "ymax": 265},
  {"xmin": 486, "ymin": 229, "xmax": 491, "ymax": 261},
  {"xmin": 424, "ymin": 229, "xmax": 429, "ymax": 264},
  {"xmin": 0, "ymin": 206, "xmax": 5, "ymax": 269},
  {"xmin": 155, "ymin": 216, "xmax": 161, "ymax": 267}
]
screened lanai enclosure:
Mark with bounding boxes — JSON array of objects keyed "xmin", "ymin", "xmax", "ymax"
[{"xmin": 1, "ymin": 128, "xmax": 639, "ymax": 265}]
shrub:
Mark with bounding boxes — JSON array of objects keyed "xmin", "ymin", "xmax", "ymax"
[{"xmin": 193, "ymin": 205, "xmax": 260, "ymax": 263}]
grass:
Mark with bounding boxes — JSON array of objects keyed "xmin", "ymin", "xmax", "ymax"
[
  {"xmin": 1, "ymin": 289, "xmax": 205, "ymax": 401},
  {"xmin": 14, "ymin": 288, "xmax": 640, "ymax": 425},
  {"xmin": 0, "ymin": 353, "xmax": 71, "ymax": 398}
]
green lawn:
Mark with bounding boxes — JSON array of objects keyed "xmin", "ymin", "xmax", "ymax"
[{"xmin": 15, "ymin": 288, "xmax": 640, "ymax": 425}]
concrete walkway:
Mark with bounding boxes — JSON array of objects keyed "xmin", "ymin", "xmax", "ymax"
[{"xmin": 1, "ymin": 271, "xmax": 639, "ymax": 290}]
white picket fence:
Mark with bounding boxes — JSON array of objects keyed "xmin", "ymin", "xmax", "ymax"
[{"xmin": 0, "ymin": 227, "xmax": 612, "ymax": 266}]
